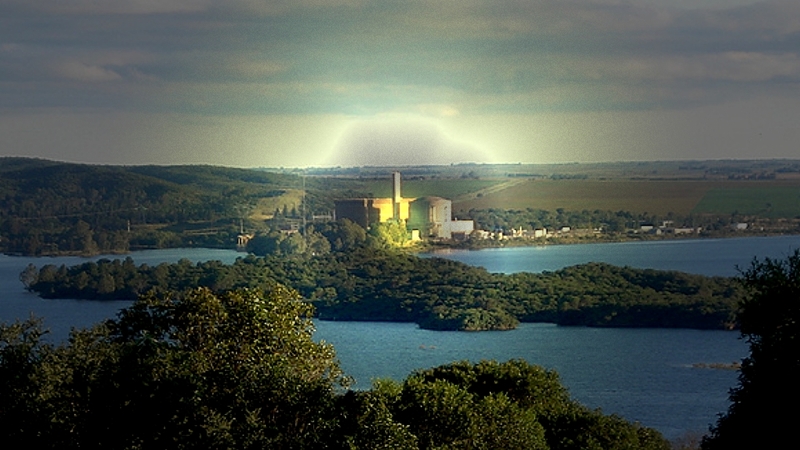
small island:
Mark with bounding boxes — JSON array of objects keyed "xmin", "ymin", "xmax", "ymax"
[{"xmin": 22, "ymin": 238, "xmax": 742, "ymax": 331}]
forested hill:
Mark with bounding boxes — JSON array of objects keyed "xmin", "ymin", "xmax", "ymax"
[
  {"xmin": 0, "ymin": 158, "xmax": 304, "ymax": 255},
  {"xmin": 22, "ymin": 248, "xmax": 742, "ymax": 331}
]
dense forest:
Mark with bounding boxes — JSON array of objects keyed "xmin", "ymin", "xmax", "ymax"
[
  {"xmin": 0, "ymin": 286, "xmax": 671, "ymax": 449},
  {"xmin": 0, "ymin": 158, "xmax": 307, "ymax": 255},
  {"xmin": 23, "ymin": 240, "xmax": 741, "ymax": 331}
]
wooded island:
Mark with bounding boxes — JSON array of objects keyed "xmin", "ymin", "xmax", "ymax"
[{"xmin": 23, "ymin": 242, "xmax": 741, "ymax": 331}]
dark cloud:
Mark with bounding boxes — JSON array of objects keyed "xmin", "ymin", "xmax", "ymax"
[
  {"xmin": 1, "ymin": 0, "xmax": 798, "ymax": 165},
  {"xmin": 3, "ymin": 0, "xmax": 797, "ymax": 116}
]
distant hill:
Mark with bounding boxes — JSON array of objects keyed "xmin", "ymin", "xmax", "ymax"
[
  {"xmin": 0, "ymin": 158, "xmax": 306, "ymax": 255},
  {"xmin": 3, "ymin": 157, "xmax": 800, "ymax": 256},
  {"xmin": 0, "ymin": 158, "xmax": 505, "ymax": 255}
]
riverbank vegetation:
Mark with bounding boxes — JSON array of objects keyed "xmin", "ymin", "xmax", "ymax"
[{"xmin": 0, "ymin": 286, "xmax": 670, "ymax": 449}]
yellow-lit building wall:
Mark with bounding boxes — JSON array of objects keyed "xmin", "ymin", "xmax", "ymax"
[{"xmin": 369, "ymin": 198, "xmax": 411, "ymax": 223}]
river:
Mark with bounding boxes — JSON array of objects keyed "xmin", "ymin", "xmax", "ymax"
[{"xmin": 3, "ymin": 236, "xmax": 800, "ymax": 440}]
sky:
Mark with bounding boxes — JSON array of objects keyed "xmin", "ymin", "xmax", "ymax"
[{"xmin": 1, "ymin": 0, "xmax": 799, "ymax": 168}]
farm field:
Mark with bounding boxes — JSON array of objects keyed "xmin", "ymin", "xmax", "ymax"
[
  {"xmin": 693, "ymin": 184, "xmax": 800, "ymax": 218},
  {"xmin": 252, "ymin": 161, "xmax": 800, "ymax": 221},
  {"xmin": 453, "ymin": 179, "xmax": 800, "ymax": 217},
  {"xmin": 337, "ymin": 178, "xmax": 504, "ymax": 199},
  {"xmin": 249, "ymin": 179, "xmax": 507, "ymax": 219},
  {"xmin": 251, "ymin": 189, "xmax": 305, "ymax": 220}
]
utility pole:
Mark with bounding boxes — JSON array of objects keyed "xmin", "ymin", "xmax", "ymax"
[{"xmin": 302, "ymin": 171, "xmax": 307, "ymax": 233}]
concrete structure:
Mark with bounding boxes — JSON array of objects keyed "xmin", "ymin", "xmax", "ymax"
[
  {"xmin": 334, "ymin": 197, "xmax": 410, "ymax": 228},
  {"xmin": 333, "ymin": 172, "xmax": 473, "ymax": 240},
  {"xmin": 392, "ymin": 171, "xmax": 402, "ymax": 221},
  {"xmin": 448, "ymin": 220, "xmax": 475, "ymax": 240},
  {"xmin": 236, "ymin": 233, "xmax": 254, "ymax": 250},
  {"xmin": 408, "ymin": 196, "xmax": 474, "ymax": 239},
  {"xmin": 408, "ymin": 196, "xmax": 450, "ymax": 238}
]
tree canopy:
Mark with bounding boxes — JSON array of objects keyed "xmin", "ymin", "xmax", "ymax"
[
  {"xmin": 702, "ymin": 250, "xmax": 800, "ymax": 449},
  {"xmin": 24, "ymin": 248, "xmax": 742, "ymax": 331},
  {"xmin": 1, "ymin": 286, "xmax": 671, "ymax": 449},
  {"xmin": 0, "ymin": 286, "xmax": 347, "ymax": 449}
]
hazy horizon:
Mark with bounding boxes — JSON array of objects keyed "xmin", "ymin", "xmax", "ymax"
[{"xmin": 7, "ymin": 155, "xmax": 800, "ymax": 172}]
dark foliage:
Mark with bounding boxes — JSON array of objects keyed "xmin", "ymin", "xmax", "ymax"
[
  {"xmin": 24, "ymin": 247, "xmax": 741, "ymax": 331},
  {"xmin": 0, "ymin": 286, "xmax": 347, "ymax": 449},
  {"xmin": 702, "ymin": 250, "xmax": 800, "ymax": 449},
  {"xmin": 0, "ymin": 158, "xmax": 303, "ymax": 256},
  {"xmin": 1, "ymin": 300, "xmax": 670, "ymax": 449}
]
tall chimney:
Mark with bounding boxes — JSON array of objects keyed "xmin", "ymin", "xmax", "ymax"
[{"xmin": 392, "ymin": 171, "xmax": 401, "ymax": 221}]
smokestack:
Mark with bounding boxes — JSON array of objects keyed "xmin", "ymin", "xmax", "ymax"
[{"xmin": 392, "ymin": 171, "xmax": 401, "ymax": 220}]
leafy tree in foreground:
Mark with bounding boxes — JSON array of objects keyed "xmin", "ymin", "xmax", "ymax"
[
  {"xmin": 387, "ymin": 360, "xmax": 669, "ymax": 450},
  {"xmin": 2, "ymin": 288, "xmax": 671, "ymax": 449},
  {"xmin": 702, "ymin": 250, "xmax": 800, "ymax": 449},
  {"xmin": 0, "ymin": 286, "xmax": 348, "ymax": 449}
]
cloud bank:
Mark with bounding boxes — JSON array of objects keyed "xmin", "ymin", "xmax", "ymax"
[{"xmin": 1, "ymin": 0, "xmax": 798, "ymax": 166}]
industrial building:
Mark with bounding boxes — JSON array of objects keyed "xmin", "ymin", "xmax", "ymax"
[
  {"xmin": 334, "ymin": 172, "xmax": 474, "ymax": 240},
  {"xmin": 332, "ymin": 197, "xmax": 411, "ymax": 229}
]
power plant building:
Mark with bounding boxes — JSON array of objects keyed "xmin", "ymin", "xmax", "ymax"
[
  {"xmin": 334, "ymin": 172, "xmax": 473, "ymax": 239},
  {"xmin": 333, "ymin": 197, "xmax": 411, "ymax": 229}
]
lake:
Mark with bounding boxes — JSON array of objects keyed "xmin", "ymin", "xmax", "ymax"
[
  {"xmin": 3, "ymin": 236, "xmax": 800, "ymax": 440},
  {"xmin": 314, "ymin": 321, "xmax": 744, "ymax": 441},
  {"xmin": 423, "ymin": 234, "xmax": 800, "ymax": 277}
]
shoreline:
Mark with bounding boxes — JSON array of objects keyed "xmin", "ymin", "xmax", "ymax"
[
  {"xmin": 5, "ymin": 229, "xmax": 800, "ymax": 258},
  {"xmin": 414, "ymin": 229, "xmax": 800, "ymax": 254}
]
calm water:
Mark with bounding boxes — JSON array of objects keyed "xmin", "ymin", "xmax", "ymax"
[
  {"xmin": 314, "ymin": 321, "xmax": 744, "ymax": 441},
  {"xmin": 3, "ymin": 236, "xmax": 798, "ymax": 440},
  {"xmin": 424, "ymin": 235, "xmax": 800, "ymax": 277},
  {"xmin": 0, "ymin": 248, "xmax": 241, "ymax": 341}
]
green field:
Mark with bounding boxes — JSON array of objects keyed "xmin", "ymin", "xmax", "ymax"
[
  {"xmin": 249, "ymin": 179, "xmax": 505, "ymax": 219},
  {"xmin": 453, "ymin": 179, "xmax": 800, "ymax": 218},
  {"xmin": 693, "ymin": 185, "xmax": 800, "ymax": 218},
  {"xmin": 453, "ymin": 180, "xmax": 714, "ymax": 215},
  {"xmin": 346, "ymin": 178, "xmax": 504, "ymax": 199},
  {"xmin": 251, "ymin": 189, "xmax": 305, "ymax": 219},
  {"xmin": 255, "ymin": 176, "xmax": 800, "ymax": 220}
]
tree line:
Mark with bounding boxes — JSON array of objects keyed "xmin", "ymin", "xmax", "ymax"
[
  {"xmin": 6, "ymin": 157, "xmax": 798, "ymax": 258},
  {"xmin": 23, "ymin": 243, "xmax": 741, "ymax": 331},
  {"xmin": 459, "ymin": 206, "xmax": 792, "ymax": 236}
]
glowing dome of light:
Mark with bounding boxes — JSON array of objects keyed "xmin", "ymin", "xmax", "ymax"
[{"xmin": 329, "ymin": 116, "xmax": 491, "ymax": 167}]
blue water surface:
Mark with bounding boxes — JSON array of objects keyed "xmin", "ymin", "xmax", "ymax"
[{"xmin": 4, "ymin": 237, "xmax": 795, "ymax": 440}]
